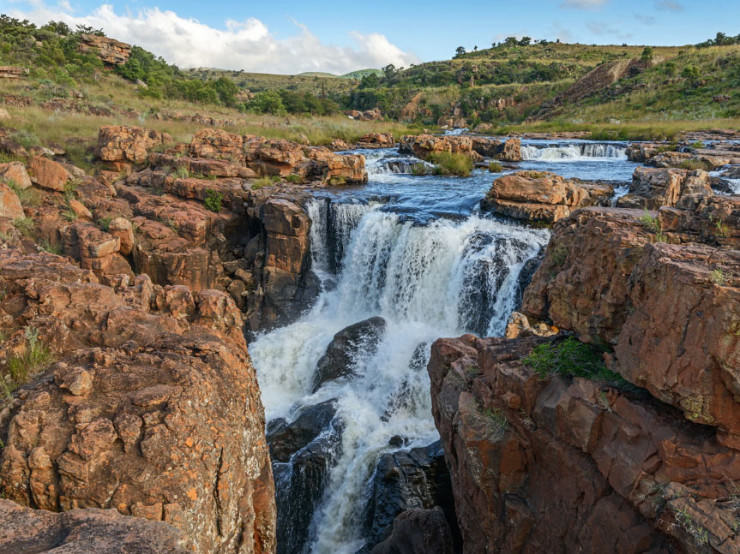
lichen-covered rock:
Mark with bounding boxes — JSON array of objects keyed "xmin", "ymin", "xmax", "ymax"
[
  {"xmin": 0, "ymin": 498, "xmax": 188, "ymax": 553},
  {"xmin": 481, "ymin": 170, "xmax": 613, "ymax": 223},
  {"xmin": 0, "ymin": 249, "xmax": 276, "ymax": 554}
]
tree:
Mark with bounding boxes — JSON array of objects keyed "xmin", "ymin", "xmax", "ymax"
[
  {"xmin": 519, "ymin": 36, "xmax": 532, "ymax": 46},
  {"xmin": 504, "ymin": 36, "xmax": 518, "ymax": 47},
  {"xmin": 473, "ymin": 45, "xmax": 478, "ymax": 51},
  {"xmin": 455, "ymin": 46, "xmax": 466, "ymax": 57},
  {"xmin": 383, "ymin": 64, "xmax": 396, "ymax": 80},
  {"xmin": 641, "ymin": 46, "xmax": 654, "ymax": 62}
]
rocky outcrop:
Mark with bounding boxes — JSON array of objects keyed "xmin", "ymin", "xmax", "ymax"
[
  {"xmin": 97, "ymin": 126, "xmax": 170, "ymax": 170},
  {"xmin": 189, "ymin": 130, "xmax": 367, "ymax": 185},
  {"xmin": 357, "ymin": 133, "xmax": 395, "ymax": 148},
  {"xmin": 0, "ymin": 498, "xmax": 187, "ymax": 553},
  {"xmin": 0, "ymin": 66, "xmax": 29, "ymax": 79},
  {"xmin": 617, "ymin": 167, "xmax": 713, "ymax": 210},
  {"xmin": 312, "ymin": 317, "xmax": 387, "ymax": 392},
  {"xmin": 428, "ymin": 333, "xmax": 739, "ymax": 553},
  {"xmin": 0, "ymin": 249, "xmax": 276, "ymax": 554},
  {"xmin": 481, "ymin": 170, "xmax": 613, "ymax": 223},
  {"xmin": 78, "ymin": 34, "xmax": 132, "ymax": 66},
  {"xmin": 400, "ymin": 134, "xmax": 521, "ymax": 162},
  {"xmin": 522, "ymin": 206, "xmax": 739, "ymax": 444}
]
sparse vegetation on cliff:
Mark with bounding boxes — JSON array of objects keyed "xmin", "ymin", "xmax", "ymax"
[{"xmin": 523, "ymin": 337, "xmax": 624, "ymax": 384}]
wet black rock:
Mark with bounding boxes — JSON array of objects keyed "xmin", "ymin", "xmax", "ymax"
[
  {"xmin": 370, "ymin": 507, "xmax": 455, "ymax": 554},
  {"xmin": 271, "ymin": 408, "xmax": 343, "ymax": 554},
  {"xmin": 312, "ymin": 316, "xmax": 387, "ymax": 392},
  {"xmin": 361, "ymin": 441, "xmax": 459, "ymax": 551},
  {"xmin": 267, "ymin": 399, "xmax": 338, "ymax": 462}
]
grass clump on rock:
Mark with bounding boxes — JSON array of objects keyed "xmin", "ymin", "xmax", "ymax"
[
  {"xmin": 5, "ymin": 327, "xmax": 54, "ymax": 393},
  {"xmin": 523, "ymin": 336, "xmax": 625, "ymax": 385},
  {"xmin": 428, "ymin": 152, "xmax": 473, "ymax": 177}
]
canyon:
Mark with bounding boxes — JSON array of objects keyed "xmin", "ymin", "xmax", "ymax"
[{"xmin": 0, "ymin": 124, "xmax": 737, "ymax": 554}]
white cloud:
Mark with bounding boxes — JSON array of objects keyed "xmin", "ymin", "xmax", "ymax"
[
  {"xmin": 654, "ymin": 0, "xmax": 684, "ymax": 12},
  {"xmin": 6, "ymin": 3, "xmax": 419, "ymax": 74},
  {"xmin": 561, "ymin": 0, "xmax": 608, "ymax": 8}
]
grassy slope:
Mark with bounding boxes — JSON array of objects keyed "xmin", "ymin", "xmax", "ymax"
[{"xmin": 184, "ymin": 67, "xmax": 357, "ymax": 95}]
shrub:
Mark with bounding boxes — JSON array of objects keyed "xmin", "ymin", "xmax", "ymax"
[
  {"xmin": 13, "ymin": 217, "xmax": 34, "ymax": 237},
  {"xmin": 523, "ymin": 337, "xmax": 625, "ymax": 384},
  {"xmin": 251, "ymin": 177, "xmax": 275, "ymax": 190},
  {"xmin": 710, "ymin": 268, "xmax": 725, "ymax": 285},
  {"xmin": 488, "ymin": 161, "xmax": 503, "ymax": 172},
  {"xmin": 411, "ymin": 163, "xmax": 430, "ymax": 176},
  {"xmin": 639, "ymin": 211, "xmax": 661, "ymax": 233},
  {"xmin": 174, "ymin": 166, "xmax": 190, "ymax": 179},
  {"xmin": 97, "ymin": 216, "xmax": 112, "ymax": 231},
  {"xmin": 678, "ymin": 159, "xmax": 712, "ymax": 171},
  {"xmin": 285, "ymin": 174, "xmax": 303, "ymax": 184},
  {"xmin": 204, "ymin": 189, "xmax": 223, "ymax": 213},
  {"xmin": 427, "ymin": 152, "xmax": 473, "ymax": 177}
]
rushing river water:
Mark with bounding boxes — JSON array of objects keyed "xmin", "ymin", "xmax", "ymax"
[{"xmin": 250, "ymin": 139, "xmax": 639, "ymax": 553}]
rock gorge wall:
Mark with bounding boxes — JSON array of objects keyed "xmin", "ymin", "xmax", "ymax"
[
  {"xmin": 0, "ymin": 124, "xmax": 372, "ymax": 551},
  {"xmin": 428, "ymin": 191, "xmax": 739, "ymax": 552},
  {"xmin": 0, "ymin": 249, "xmax": 276, "ymax": 553}
]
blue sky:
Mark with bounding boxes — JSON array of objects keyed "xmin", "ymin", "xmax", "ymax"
[{"xmin": 5, "ymin": 0, "xmax": 738, "ymax": 73}]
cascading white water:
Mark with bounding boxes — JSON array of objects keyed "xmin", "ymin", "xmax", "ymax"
[
  {"xmin": 521, "ymin": 143, "xmax": 627, "ymax": 161},
  {"xmin": 251, "ymin": 198, "xmax": 549, "ymax": 553}
]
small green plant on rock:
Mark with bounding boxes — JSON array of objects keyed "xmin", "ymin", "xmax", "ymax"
[
  {"xmin": 285, "ymin": 174, "xmax": 303, "ymax": 184},
  {"xmin": 251, "ymin": 177, "xmax": 275, "ymax": 190},
  {"xmin": 676, "ymin": 508, "xmax": 710, "ymax": 546},
  {"xmin": 411, "ymin": 163, "xmax": 430, "ymax": 176},
  {"xmin": 6, "ymin": 327, "xmax": 54, "ymax": 388},
  {"xmin": 204, "ymin": 189, "xmax": 223, "ymax": 213},
  {"xmin": 488, "ymin": 161, "xmax": 503, "ymax": 173},
  {"xmin": 523, "ymin": 337, "xmax": 625, "ymax": 385},
  {"xmin": 175, "ymin": 166, "xmax": 190, "ymax": 179},
  {"xmin": 5, "ymin": 179, "xmax": 40, "ymax": 207},
  {"xmin": 639, "ymin": 211, "xmax": 667, "ymax": 243},
  {"xmin": 710, "ymin": 268, "xmax": 725, "ymax": 285},
  {"xmin": 97, "ymin": 216, "xmax": 112, "ymax": 231},
  {"xmin": 13, "ymin": 217, "xmax": 35, "ymax": 237}
]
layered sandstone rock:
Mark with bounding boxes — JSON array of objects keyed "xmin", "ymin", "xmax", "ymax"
[
  {"xmin": 481, "ymin": 170, "xmax": 613, "ymax": 223},
  {"xmin": 0, "ymin": 249, "xmax": 276, "ymax": 553},
  {"xmin": 189, "ymin": 130, "xmax": 367, "ymax": 185},
  {"xmin": 399, "ymin": 134, "xmax": 475, "ymax": 159},
  {"xmin": 428, "ymin": 334, "xmax": 739, "ymax": 553},
  {"xmin": 78, "ymin": 34, "xmax": 131, "ymax": 65},
  {"xmin": 356, "ymin": 133, "xmax": 395, "ymax": 148},
  {"xmin": 0, "ymin": 498, "xmax": 187, "ymax": 553}
]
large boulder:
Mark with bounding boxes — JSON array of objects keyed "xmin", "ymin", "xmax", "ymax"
[
  {"xmin": 0, "ymin": 161, "xmax": 32, "ymax": 190},
  {"xmin": 78, "ymin": 34, "xmax": 131, "ymax": 65},
  {"xmin": 370, "ymin": 507, "xmax": 455, "ymax": 554},
  {"xmin": 31, "ymin": 156, "xmax": 70, "ymax": 192},
  {"xmin": 312, "ymin": 316, "xmax": 387, "ymax": 391},
  {"xmin": 619, "ymin": 167, "xmax": 713, "ymax": 209},
  {"xmin": 481, "ymin": 170, "xmax": 613, "ymax": 223},
  {"xmin": 0, "ymin": 498, "xmax": 187, "ymax": 553},
  {"xmin": 399, "ymin": 135, "xmax": 474, "ymax": 159},
  {"xmin": 0, "ymin": 249, "xmax": 276, "ymax": 554}
]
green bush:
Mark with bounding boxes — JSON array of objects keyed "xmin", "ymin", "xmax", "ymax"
[
  {"xmin": 488, "ymin": 161, "xmax": 503, "ymax": 172},
  {"xmin": 427, "ymin": 152, "xmax": 473, "ymax": 177},
  {"xmin": 204, "ymin": 189, "xmax": 223, "ymax": 212},
  {"xmin": 523, "ymin": 337, "xmax": 625, "ymax": 384}
]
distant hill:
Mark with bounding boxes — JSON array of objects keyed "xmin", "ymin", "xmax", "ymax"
[{"xmin": 342, "ymin": 69, "xmax": 383, "ymax": 80}]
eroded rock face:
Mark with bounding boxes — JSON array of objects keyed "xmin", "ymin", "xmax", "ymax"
[
  {"xmin": 481, "ymin": 170, "xmax": 613, "ymax": 223},
  {"xmin": 0, "ymin": 249, "xmax": 276, "ymax": 554},
  {"xmin": 428, "ymin": 334, "xmax": 739, "ymax": 554},
  {"xmin": 0, "ymin": 498, "xmax": 187, "ymax": 553}
]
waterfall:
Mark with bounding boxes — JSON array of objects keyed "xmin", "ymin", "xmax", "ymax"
[
  {"xmin": 521, "ymin": 142, "xmax": 627, "ymax": 161},
  {"xmin": 251, "ymin": 200, "xmax": 549, "ymax": 553}
]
